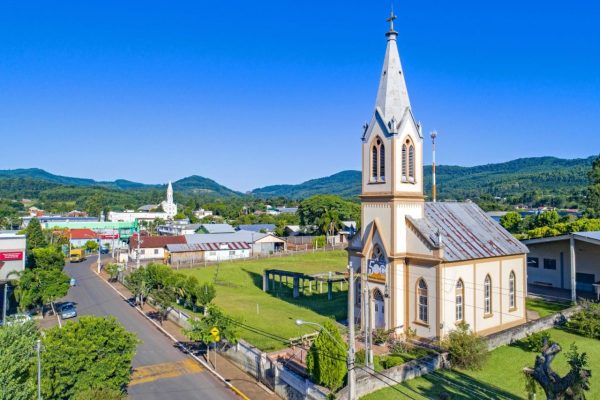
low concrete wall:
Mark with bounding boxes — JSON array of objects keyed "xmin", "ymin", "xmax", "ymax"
[
  {"xmin": 222, "ymin": 340, "xmax": 330, "ymax": 400},
  {"xmin": 486, "ymin": 306, "xmax": 581, "ymax": 350},
  {"xmin": 337, "ymin": 352, "xmax": 449, "ymax": 399}
]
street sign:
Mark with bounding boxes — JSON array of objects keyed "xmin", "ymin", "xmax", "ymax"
[{"xmin": 210, "ymin": 327, "xmax": 220, "ymax": 342}]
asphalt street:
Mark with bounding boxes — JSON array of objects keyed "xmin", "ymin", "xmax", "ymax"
[{"xmin": 63, "ymin": 258, "xmax": 237, "ymax": 400}]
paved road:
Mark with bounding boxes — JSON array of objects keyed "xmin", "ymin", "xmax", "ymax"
[{"xmin": 63, "ymin": 258, "xmax": 236, "ymax": 400}]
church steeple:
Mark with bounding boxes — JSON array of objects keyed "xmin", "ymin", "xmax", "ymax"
[{"xmin": 374, "ymin": 10, "xmax": 411, "ymax": 123}]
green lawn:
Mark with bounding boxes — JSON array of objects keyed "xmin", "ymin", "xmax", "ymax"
[
  {"xmin": 179, "ymin": 251, "xmax": 348, "ymax": 351},
  {"xmin": 526, "ymin": 297, "xmax": 572, "ymax": 318},
  {"xmin": 362, "ymin": 328, "xmax": 600, "ymax": 400}
]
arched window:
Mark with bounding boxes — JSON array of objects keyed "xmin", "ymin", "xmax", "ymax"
[
  {"xmin": 417, "ymin": 278, "xmax": 428, "ymax": 323},
  {"xmin": 372, "ymin": 244, "xmax": 385, "ymax": 261},
  {"xmin": 484, "ymin": 275, "xmax": 492, "ymax": 315},
  {"xmin": 379, "ymin": 143, "xmax": 385, "ymax": 179},
  {"xmin": 408, "ymin": 144, "xmax": 415, "ymax": 182},
  {"xmin": 509, "ymin": 271, "xmax": 516, "ymax": 310},
  {"xmin": 371, "ymin": 145, "xmax": 378, "ymax": 180},
  {"xmin": 401, "ymin": 144, "xmax": 407, "ymax": 182},
  {"xmin": 455, "ymin": 279, "xmax": 464, "ymax": 321},
  {"xmin": 370, "ymin": 137, "xmax": 385, "ymax": 183}
]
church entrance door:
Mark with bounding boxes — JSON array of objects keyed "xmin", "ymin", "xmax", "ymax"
[{"xmin": 373, "ymin": 289, "xmax": 385, "ymax": 329}]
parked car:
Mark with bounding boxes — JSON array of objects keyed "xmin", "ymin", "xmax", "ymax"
[
  {"xmin": 0, "ymin": 313, "xmax": 32, "ymax": 326},
  {"xmin": 59, "ymin": 303, "xmax": 77, "ymax": 320},
  {"xmin": 100, "ymin": 247, "xmax": 110, "ymax": 254}
]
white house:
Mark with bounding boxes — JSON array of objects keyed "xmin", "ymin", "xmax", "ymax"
[
  {"xmin": 347, "ymin": 15, "xmax": 528, "ymax": 339},
  {"xmin": 128, "ymin": 235, "xmax": 186, "ymax": 261},
  {"xmin": 0, "ymin": 232, "xmax": 26, "ymax": 282},
  {"xmin": 523, "ymin": 231, "xmax": 600, "ymax": 301}
]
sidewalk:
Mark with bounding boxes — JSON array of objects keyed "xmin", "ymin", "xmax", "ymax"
[{"xmin": 97, "ymin": 268, "xmax": 278, "ymax": 400}]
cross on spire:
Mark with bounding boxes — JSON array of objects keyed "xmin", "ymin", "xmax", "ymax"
[{"xmin": 386, "ymin": 10, "xmax": 397, "ymax": 32}]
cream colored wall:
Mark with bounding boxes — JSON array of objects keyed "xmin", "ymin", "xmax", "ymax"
[
  {"xmin": 392, "ymin": 122, "xmax": 423, "ymax": 195},
  {"xmin": 500, "ymin": 257, "xmax": 526, "ymax": 325},
  {"xmin": 391, "ymin": 261, "xmax": 406, "ymax": 332},
  {"xmin": 404, "ymin": 220, "xmax": 433, "ymax": 257},
  {"xmin": 407, "ymin": 264, "xmax": 437, "ymax": 338},
  {"xmin": 362, "ymin": 204, "xmax": 392, "ymax": 246},
  {"xmin": 474, "ymin": 260, "xmax": 502, "ymax": 333},
  {"xmin": 440, "ymin": 265, "xmax": 476, "ymax": 335}
]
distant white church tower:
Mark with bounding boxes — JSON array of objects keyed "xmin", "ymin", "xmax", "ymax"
[
  {"xmin": 348, "ymin": 12, "xmax": 528, "ymax": 340},
  {"xmin": 161, "ymin": 181, "xmax": 178, "ymax": 218}
]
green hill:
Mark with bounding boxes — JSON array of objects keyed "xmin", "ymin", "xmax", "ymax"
[{"xmin": 251, "ymin": 156, "xmax": 595, "ymax": 207}]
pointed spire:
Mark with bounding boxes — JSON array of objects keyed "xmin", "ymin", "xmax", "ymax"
[
  {"xmin": 374, "ymin": 9, "xmax": 411, "ymax": 124},
  {"xmin": 166, "ymin": 180, "xmax": 173, "ymax": 204}
]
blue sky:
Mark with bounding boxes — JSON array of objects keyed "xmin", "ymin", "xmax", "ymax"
[{"xmin": 1, "ymin": 1, "xmax": 599, "ymax": 192}]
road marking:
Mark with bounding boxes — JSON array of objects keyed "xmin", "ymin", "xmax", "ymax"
[{"xmin": 130, "ymin": 359, "xmax": 204, "ymax": 386}]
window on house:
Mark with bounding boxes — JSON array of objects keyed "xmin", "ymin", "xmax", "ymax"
[
  {"xmin": 456, "ymin": 279, "xmax": 464, "ymax": 321},
  {"xmin": 509, "ymin": 271, "xmax": 516, "ymax": 310},
  {"xmin": 140, "ymin": 249, "xmax": 145, "ymax": 255},
  {"xmin": 417, "ymin": 278, "xmax": 428, "ymax": 323},
  {"xmin": 229, "ymin": 251, "xmax": 235, "ymax": 256},
  {"xmin": 484, "ymin": 275, "xmax": 492, "ymax": 315},
  {"xmin": 527, "ymin": 257, "xmax": 539, "ymax": 268},
  {"xmin": 154, "ymin": 249, "xmax": 159, "ymax": 255},
  {"xmin": 543, "ymin": 259, "xmax": 557, "ymax": 270}
]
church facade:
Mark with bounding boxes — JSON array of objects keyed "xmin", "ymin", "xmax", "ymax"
[{"xmin": 348, "ymin": 17, "xmax": 529, "ymax": 339}]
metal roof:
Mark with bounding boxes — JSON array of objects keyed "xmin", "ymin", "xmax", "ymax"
[
  {"xmin": 166, "ymin": 242, "xmax": 250, "ymax": 252},
  {"xmin": 185, "ymin": 230, "xmax": 270, "ymax": 245},
  {"xmin": 199, "ymin": 224, "xmax": 235, "ymax": 234},
  {"xmin": 409, "ymin": 202, "xmax": 529, "ymax": 262},
  {"xmin": 575, "ymin": 231, "xmax": 600, "ymax": 243},
  {"xmin": 237, "ymin": 224, "xmax": 276, "ymax": 232}
]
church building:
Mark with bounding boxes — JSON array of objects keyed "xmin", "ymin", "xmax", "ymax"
[{"xmin": 348, "ymin": 15, "xmax": 529, "ymax": 339}]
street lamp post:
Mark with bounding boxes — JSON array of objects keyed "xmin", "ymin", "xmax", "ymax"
[
  {"xmin": 97, "ymin": 242, "xmax": 101, "ymax": 274},
  {"xmin": 36, "ymin": 339, "xmax": 42, "ymax": 400}
]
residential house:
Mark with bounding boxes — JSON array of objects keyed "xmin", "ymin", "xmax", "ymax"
[
  {"xmin": 129, "ymin": 235, "xmax": 186, "ymax": 261},
  {"xmin": 237, "ymin": 224, "xmax": 276, "ymax": 234},
  {"xmin": 197, "ymin": 223, "xmax": 236, "ymax": 234}
]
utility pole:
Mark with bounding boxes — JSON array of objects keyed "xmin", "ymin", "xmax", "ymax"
[
  {"xmin": 97, "ymin": 241, "xmax": 102, "ymax": 274},
  {"xmin": 36, "ymin": 339, "xmax": 42, "ymax": 400},
  {"xmin": 136, "ymin": 234, "xmax": 142, "ymax": 269},
  {"xmin": 431, "ymin": 130, "xmax": 438, "ymax": 202},
  {"xmin": 363, "ymin": 281, "xmax": 373, "ymax": 368},
  {"xmin": 2, "ymin": 283, "xmax": 8, "ymax": 323},
  {"xmin": 347, "ymin": 262, "xmax": 356, "ymax": 400}
]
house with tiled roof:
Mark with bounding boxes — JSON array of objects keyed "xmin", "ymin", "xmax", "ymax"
[
  {"xmin": 69, "ymin": 228, "xmax": 98, "ymax": 247},
  {"xmin": 128, "ymin": 235, "xmax": 186, "ymax": 262}
]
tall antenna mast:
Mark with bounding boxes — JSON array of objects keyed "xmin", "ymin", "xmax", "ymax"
[{"xmin": 431, "ymin": 131, "xmax": 438, "ymax": 202}]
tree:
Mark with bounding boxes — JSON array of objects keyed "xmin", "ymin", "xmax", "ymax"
[
  {"xmin": 105, "ymin": 264, "xmax": 120, "ymax": 282},
  {"xmin": 524, "ymin": 342, "xmax": 591, "ymax": 400},
  {"xmin": 72, "ymin": 387, "xmax": 127, "ymax": 400},
  {"xmin": 184, "ymin": 304, "xmax": 239, "ymax": 346},
  {"xmin": 584, "ymin": 154, "xmax": 600, "ymax": 218},
  {"xmin": 11, "ymin": 268, "xmax": 69, "ymax": 315},
  {"xmin": 125, "ymin": 268, "xmax": 149, "ymax": 309},
  {"xmin": 0, "ymin": 321, "xmax": 39, "ymax": 400},
  {"xmin": 42, "ymin": 316, "xmax": 139, "ymax": 400},
  {"xmin": 297, "ymin": 195, "xmax": 360, "ymax": 235},
  {"xmin": 151, "ymin": 287, "xmax": 176, "ymax": 325},
  {"xmin": 305, "ymin": 320, "xmax": 347, "ymax": 391},
  {"xmin": 25, "ymin": 217, "xmax": 47, "ymax": 251},
  {"xmin": 31, "ymin": 247, "xmax": 65, "ymax": 270},
  {"xmin": 85, "ymin": 240, "xmax": 98, "ymax": 252},
  {"xmin": 500, "ymin": 211, "xmax": 522, "ymax": 233},
  {"xmin": 441, "ymin": 321, "xmax": 489, "ymax": 370}
]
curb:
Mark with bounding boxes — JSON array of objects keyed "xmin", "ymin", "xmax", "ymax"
[{"xmin": 94, "ymin": 268, "xmax": 251, "ymax": 400}]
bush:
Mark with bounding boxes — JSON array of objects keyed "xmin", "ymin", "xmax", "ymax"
[
  {"xmin": 441, "ymin": 322, "xmax": 489, "ymax": 370},
  {"xmin": 566, "ymin": 301, "xmax": 600, "ymax": 339},
  {"xmin": 380, "ymin": 355, "xmax": 405, "ymax": 369},
  {"xmin": 523, "ymin": 331, "xmax": 551, "ymax": 352},
  {"xmin": 371, "ymin": 328, "xmax": 393, "ymax": 345},
  {"xmin": 306, "ymin": 320, "xmax": 347, "ymax": 391}
]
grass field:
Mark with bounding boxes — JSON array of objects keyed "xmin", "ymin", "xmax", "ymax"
[
  {"xmin": 526, "ymin": 297, "xmax": 572, "ymax": 318},
  {"xmin": 362, "ymin": 328, "xmax": 599, "ymax": 399},
  {"xmin": 179, "ymin": 251, "xmax": 348, "ymax": 351}
]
